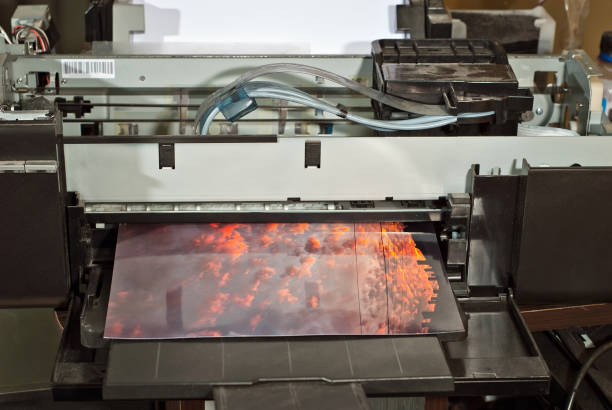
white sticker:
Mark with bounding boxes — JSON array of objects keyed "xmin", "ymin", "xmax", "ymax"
[{"xmin": 61, "ymin": 59, "xmax": 115, "ymax": 79}]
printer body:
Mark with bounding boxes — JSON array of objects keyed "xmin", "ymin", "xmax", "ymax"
[{"xmin": 1, "ymin": 34, "xmax": 612, "ymax": 405}]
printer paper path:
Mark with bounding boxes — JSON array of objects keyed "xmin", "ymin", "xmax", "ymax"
[{"xmin": 104, "ymin": 222, "xmax": 464, "ymax": 339}]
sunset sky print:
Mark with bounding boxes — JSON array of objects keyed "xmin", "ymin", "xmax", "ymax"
[{"xmin": 104, "ymin": 222, "xmax": 462, "ymax": 339}]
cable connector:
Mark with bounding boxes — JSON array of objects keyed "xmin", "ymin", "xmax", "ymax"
[{"xmin": 218, "ymin": 88, "xmax": 258, "ymax": 122}]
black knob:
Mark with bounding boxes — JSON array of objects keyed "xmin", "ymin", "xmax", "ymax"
[{"xmin": 600, "ymin": 31, "xmax": 612, "ymax": 60}]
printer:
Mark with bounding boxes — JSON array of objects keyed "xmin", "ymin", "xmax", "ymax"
[{"xmin": 1, "ymin": 1, "xmax": 611, "ymax": 409}]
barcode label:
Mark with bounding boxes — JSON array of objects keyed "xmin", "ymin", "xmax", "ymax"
[{"xmin": 61, "ymin": 59, "xmax": 115, "ymax": 79}]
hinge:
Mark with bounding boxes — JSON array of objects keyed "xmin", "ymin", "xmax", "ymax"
[
  {"xmin": 25, "ymin": 160, "xmax": 57, "ymax": 173},
  {"xmin": 0, "ymin": 161, "xmax": 26, "ymax": 173}
]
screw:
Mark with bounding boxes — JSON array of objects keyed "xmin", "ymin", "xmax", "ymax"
[{"xmin": 535, "ymin": 107, "xmax": 543, "ymax": 115}]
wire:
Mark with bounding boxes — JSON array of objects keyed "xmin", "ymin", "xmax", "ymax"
[
  {"xmin": 36, "ymin": 27, "xmax": 50, "ymax": 50},
  {"xmin": 565, "ymin": 339, "xmax": 612, "ymax": 410},
  {"xmin": 243, "ymin": 82, "xmax": 493, "ymax": 129},
  {"xmin": 0, "ymin": 24, "xmax": 12, "ymax": 44},
  {"xmin": 15, "ymin": 28, "xmax": 44, "ymax": 52},
  {"xmin": 518, "ymin": 124, "xmax": 580, "ymax": 136},
  {"xmin": 199, "ymin": 81, "xmax": 492, "ymax": 134},
  {"xmin": 13, "ymin": 24, "xmax": 48, "ymax": 52},
  {"xmin": 14, "ymin": 24, "xmax": 47, "ymax": 44},
  {"xmin": 248, "ymin": 90, "xmax": 456, "ymax": 130},
  {"xmin": 199, "ymin": 81, "xmax": 494, "ymax": 135},
  {"xmin": 193, "ymin": 63, "xmax": 451, "ymax": 132},
  {"xmin": 201, "ymin": 106, "xmax": 220, "ymax": 135}
]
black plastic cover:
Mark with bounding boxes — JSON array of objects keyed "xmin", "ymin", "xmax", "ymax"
[
  {"xmin": 103, "ymin": 337, "xmax": 453, "ymax": 399},
  {"xmin": 371, "ymin": 39, "xmax": 533, "ymax": 136},
  {"xmin": 85, "ymin": 0, "xmax": 114, "ymax": 42},
  {"xmin": 214, "ymin": 382, "xmax": 371, "ymax": 410},
  {"xmin": 600, "ymin": 31, "xmax": 612, "ymax": 56},
  {"xmin": 513, "ymin": 165, "xmax": 612, "ymax": 304},
  {"xmin": 0, "ymin": 120, "xmax": 69, "ymax": 308}
]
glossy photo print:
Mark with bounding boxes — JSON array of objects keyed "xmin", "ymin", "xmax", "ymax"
[{"xmin": 104, "ymin": 222, "xmax": 464, "ymax": 339}]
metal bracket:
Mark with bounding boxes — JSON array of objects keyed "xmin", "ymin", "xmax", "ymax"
[
  {"xmin": 444, "ymin": 193, "xmax": 471, "ymax": 283},
  {"xmin": 396, "ymin": 1, "xmax": 425, "ymax": 37},
  {"xmin": 112, "ymin": 3, "xmax": 145, "ymax": 43}
]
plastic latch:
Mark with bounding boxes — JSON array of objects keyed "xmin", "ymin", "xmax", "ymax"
[{"xmin": 219, "ymin": 88, "xmax": 258, "ymax": 122}]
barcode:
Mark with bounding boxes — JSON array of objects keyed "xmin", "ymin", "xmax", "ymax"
[{"xmin": 61, "ymin": 59, "xmax": 115, "ymax": 79}]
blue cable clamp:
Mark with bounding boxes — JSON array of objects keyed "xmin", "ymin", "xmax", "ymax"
[{"xmin": 218, "ymin": 88, "xmax": 258, "ymax": 122}]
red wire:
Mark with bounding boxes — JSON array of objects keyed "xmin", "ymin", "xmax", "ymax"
[{"xmin": 13, "ymin": 25, "xmax": 47, "ymax": 52}]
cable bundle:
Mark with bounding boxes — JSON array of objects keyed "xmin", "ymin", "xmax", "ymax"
[
  {"xmin": 12, "ymin": 24, "xmax": 50, "ymax": 53},
  {"xmin": 194, "ymin": 64, "xmax": 494, "ymax": 135}
]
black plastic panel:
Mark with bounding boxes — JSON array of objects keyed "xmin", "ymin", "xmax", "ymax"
[
  {"xmin": 214, "ymin": 382, "xmax": 370, "ymax": 410},
  {"xmin": 513, "ymin": 166, "xmax": 612, "ymax": 304},
  {"xmin": 445, "ymin": 296, "xmax": 550, "ymax": 396},
  {"xmin": 103, "ymin": 337, "xmax": 453, "ymax": 399},
  {"xmin": 0, "ymin": 309, "xmax": 61, "ymax": 401},
  {"xmin": 467, "ymin": 173, "xmax": 520, "ymax": 290},
  {"xmin": 373, "ymin": 39, "xmax": 504, "ymax": 64},
  {"xmin": 0, "ymin": 120, "xmax": 69, "ymax": 308},
  {"xmin": 0, "ymin": 173, "xmax": 69, "ymax": 307},
  {"xmin": 0, "ymin": 121, "xmax": 57, "ymax": 160},
  {"xmin": 450, "ymin": 11, "xmax": 540, "ymax": 54}
]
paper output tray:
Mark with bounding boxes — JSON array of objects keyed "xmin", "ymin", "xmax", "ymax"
[
  {"xmin": 101, "ymin": 293, "xmax": 549, "ymax": 400},
  {"xmin": 447, "ymin": 295, "xmax": 550, "ymax": 396},
  {"xmin": 103, "ymin": 336, "xmax": 453, "ymax": 400},
  {"xmin": 49, "ymin": 281, "xmax": 549, "ymax": 401}
]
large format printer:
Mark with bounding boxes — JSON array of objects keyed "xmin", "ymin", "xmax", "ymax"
[{"xmin": 1, "ymin": 2, "xmax": 612, "ymax": 409}]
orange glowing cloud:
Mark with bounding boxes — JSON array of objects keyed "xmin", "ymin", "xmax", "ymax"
[
  {"xmin": 307, "ymin": 295, "xmax": 319, "ymax": 308},
  {"xmin": 288, "ymin": 223, "xmax": 309, "ymax": 235},
  {"xmin": 205, "ymin": 260, "xmax": 223, "ymax": 277},
  {"xmin": 250, "ymin": 257, "xmax": 267, "ymax": 266},
  {"xmin": 250, "ymin": 313, "xmax": 262, "ymax": 330},
  {"xmin": 265, "ymin": 223, "xmax": 279, "ymax": 233},
  {"xmin": 300, "ymin": 255, "xmax": 316, "ymax": 277},
  {"xmin": 233, "ymin": 293, "xmax": 255, "ymax": 307},
  {"xmin": 305, "ymin": 236, "xmax": 321, "ymax": 252},
  {"xmin": 218, "ymin": 272, "xmax": 230, "ymax": 287},
  {"xmin": 209, "ymin": 292, "xmax": 229, "ymax": 314},
  {"xmin": 130, "ymin": 325, "xmax": 143, "ymax": 337},
  {"xmin": 109, "ymin": 321, "xmax": 123, "ymax": 337},
  {"xmin": 187, "ymin": 330, "xmax": 222, "ymax": 337},
  {"xmin": 277, "ymin": 288, "xmax": 298, "ymax": 303},
  {"xmin": 252, "ymin": 267, "xmax": 276, "ymax": 291},
  {"xmin": 260, "ymin": 235, "xmax": 273, "ymax": 247}
]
